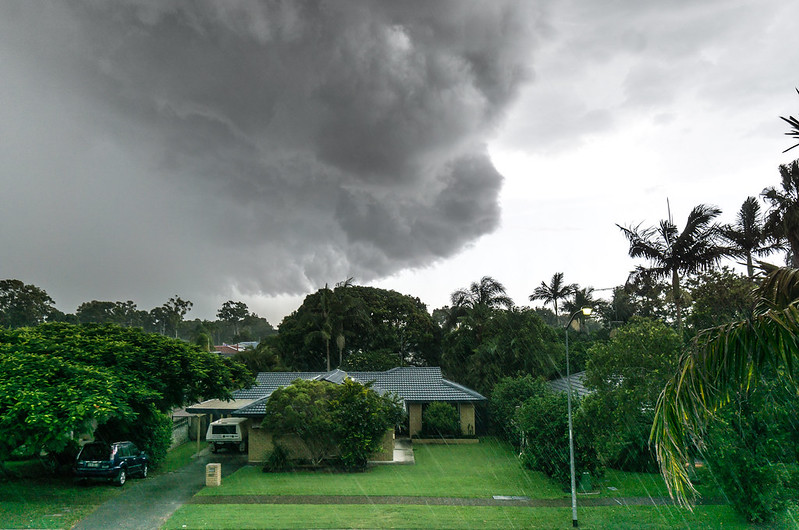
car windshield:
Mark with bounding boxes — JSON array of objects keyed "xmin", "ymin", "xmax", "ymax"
[{"xmin": 79, "ymin": 444, "xmax": 111, "ymax": 461}]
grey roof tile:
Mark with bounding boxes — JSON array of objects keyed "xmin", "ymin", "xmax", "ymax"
[
  {"xmin": 548, "ymin": 371, "xmax": 590, "ymax": 398},
  {"xmin": 230, "ymin": 366, "xmax": 486, "ymax": 417}
]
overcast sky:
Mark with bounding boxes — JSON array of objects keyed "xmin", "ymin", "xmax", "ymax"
[{"xmin": 1, "ymin": 1, "xmax": 797, "ymax": 325}]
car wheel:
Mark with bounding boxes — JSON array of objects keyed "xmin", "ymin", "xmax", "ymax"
[
  {"xmin": 115, "ymin": 469, "xmax": 126, "ymax": 487},
  {"xmin": 140, "ymin": 463, "xmax": 148, "ymax": 478},
  {"xmin": 238, "ymin": 440, "xmax": 247, "ymax": 453}
]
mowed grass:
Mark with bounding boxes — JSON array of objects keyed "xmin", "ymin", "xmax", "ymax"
[
  {"xmin": 170, "ymin": 438, "xmax": 750, "ymax": 529},
  {"xmin": 197, "ymin": 438, "xmax": 563, "ymax": 499},
  {"xmin": 163, "ymin": 504, "xmax": 749, "ymax": 529},
  {"xmin": 0, "ymin": 441, "xmax": 196, "ymax": 529}
]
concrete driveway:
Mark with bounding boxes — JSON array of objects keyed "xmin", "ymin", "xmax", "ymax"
[{"xmin": 72, "ymin": 450, "xmax": 248, "ymax": 530}]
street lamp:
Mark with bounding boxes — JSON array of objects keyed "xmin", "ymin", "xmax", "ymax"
[{"xmin": 565, "ymin": 306, "xmax": 592, "ymax": 528}]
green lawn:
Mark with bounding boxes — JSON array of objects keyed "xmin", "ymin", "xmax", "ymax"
[
  {"xmin": 0, "ymin": 441, "xmax": 197, "ymax": 529},
  {"xmin": 163, "ymin": 504, "xmax": 750, "ymax": 529},
  {"xmin": 156, "ymin": 440, "xmax": 203, "ymax": 475},
  {"xmin": 198, "ymin": 438, "xmax": 563, "ymax": 499},
  {"xmin": 169, "ymin": 438, "xmax": 750, "ymax": 529},
  {"xmin": 0, "ymin": 459, "xmax": 122, "ymax": 529}
]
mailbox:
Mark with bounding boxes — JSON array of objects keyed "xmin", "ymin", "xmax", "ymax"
[{"xmin": 206, "ymin": 463, "xmax": 221, "ymax": 487}]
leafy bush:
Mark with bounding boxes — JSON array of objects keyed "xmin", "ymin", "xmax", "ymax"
[
  {"xmin": 333, "ymin": 380, "xmax": 404, "ymax": 470},
  {"xmin": 96, "ymin": 405, "xmax": 173, "ymax": 466},
  {"xmin": 701, "ymin": 376, "xmax": 799, "ymax": 523},
  {"xmin": 515, "ymin": 385, "xmax": 600, "ymax": 487},
  {"xmin": 262, "ymin": 379, "xmax": 337, "ymax": 466},
  {"xmin": 263, "ymin": 378, "xmax": 403, "ymax": 470},
  {"xmin": 262, "ymin": 443, "xmax": 290, "ymax": 472},
  {"xmin": 582, "ymin": 317, "xmax": 679, "ymax": 472},
  {"xmin": 490, "ymin": 375, "xmax": 549, "ymax": 445},
  {"xmin": 422, "ymin": 402, "xmax": 460, "ymax": 437}
]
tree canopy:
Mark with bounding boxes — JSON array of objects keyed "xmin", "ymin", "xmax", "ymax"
[
  {"xmin": 0, "ymin": 323, "xmax": 251, "ymax": 467},
  {"xmin": 0, "ymin": 279, "xmax": 56, "ymax": 328},
  {"xmin": 277, "ymin": 284, "xmax": 438, "ymax": 371}
]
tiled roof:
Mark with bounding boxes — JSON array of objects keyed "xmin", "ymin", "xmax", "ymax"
[
  {"xmin": 232, "ymin": 396, "xmax": 271, "ymax": 417},
  {"xmin": 548, "ymin": 371, "xmax": 591, "ymax": 398},
  {"xmin": 230, "ymin": 366, "xmax": 486, "ymax": 417},
  {"xmin": 350, "ymin": 367, "xmax": 486, "ymax": 403},
  {"xmin": 235, "ymin": 372, "xmax": 324, "ymax": 399}
]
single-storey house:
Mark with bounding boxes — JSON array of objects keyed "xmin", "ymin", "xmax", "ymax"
[{"xmin": 187, "ymin": 366, "xmax": 486, "ymax": 463}]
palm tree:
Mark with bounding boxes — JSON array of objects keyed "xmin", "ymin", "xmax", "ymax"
[
  {"xmin": 651, "ymin": 266, "xmax": 799, "ymax": 507},
  {"xmin": 779, "ymin": 88, "xmax": 799, "ymax": 153},
  {"xmin": 448, "ymin": 276, "xmax": 513, "ymax": 340},
  {"xmin": 562, "ymin": 287, "xmax": 596, "ymax": 330},
  {"xmin": 763, "ymin": 160, "xmax": 799, "ymax": 267},
  {"xmin": 529, "ymin": 272, "xmax": 576, "ymax": 319},
  {"xmin": 617, "ymin": 204, "xmax": 726, "ymax": 334},
  {"xmin": 720, "ymin": 196, "xmax": 782, "ymax": 278},
  {"xmin": 307, "ymin": 284, "xmax": 333, "ymax": 371},
  {"xmin": 451, "ymin": 276, "xmax": 514, "ymax": 311}
]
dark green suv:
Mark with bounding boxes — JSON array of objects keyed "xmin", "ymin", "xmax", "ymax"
[{"xmin": 74, "ymin": 441, "xmax": 149, "ymax": 486}]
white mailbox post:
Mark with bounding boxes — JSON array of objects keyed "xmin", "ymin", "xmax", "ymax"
[{"xmin": 206, "ymin": 463, "xmax": 221, "ymax": 487}]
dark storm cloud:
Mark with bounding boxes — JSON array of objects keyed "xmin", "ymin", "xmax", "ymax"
[{"xmin": 0, "ymin": 1, "xmax": 537, "ymax": 312}]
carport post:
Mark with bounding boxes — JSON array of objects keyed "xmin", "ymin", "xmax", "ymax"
[{"xmin": 196, "ymin": 414, "xmax": 202, "ymax": 457}]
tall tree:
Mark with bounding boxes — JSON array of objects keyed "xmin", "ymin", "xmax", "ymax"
[
  {"xmin": 0, "ymin": 279, "xmax": 56, "ymax": 328},
  {"xmin": 160, "ymin": 296, "xmax": 193, "ymax": 338},
  {"xmin": 762, "ymin": 160, "xmax": 799, "ymax": 267},
  {"xmin": 77, "ymin": 300, "xmax": 142, "ymax": 327},
  {"xmin": 529, "ymin": 272, "xmax": 576, "ymax": 319},
  {"xmin": 278, "ymin": 285, "xmax": 437, "ymax": 371},
  {"xmin": 217, "ymin": 300, "xmax": 248, "ymax": 337},
  {"xmin": 308, "ymin": 284, "xmax": 334, "ymax": 371},
  {"xmin": 721, "ymin": 196, "xmax": 782, "ymax": 277},
  {"xmin": 617, "ymin": 204, "xmax": 726, "ymax": 334},
  {"xmin": 76, "ymin": 300, "xmax": 117, "ymax": 324},
  {"xmin": 651, "ymin": 265, "xmax": 799, "ymax": 508}
]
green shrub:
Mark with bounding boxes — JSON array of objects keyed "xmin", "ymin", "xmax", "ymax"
[
  {"xmin": 95, "ymin": 405, "xmax": 173, "ymax": 467},
  {"xmin": 262, "ymin": 443, "xmax": 290, "ymax": 472},
  {"xmin": 490, "ymin": 376, "xmax": 550, "ymax": 445},
  {"xmin": 701, "ymin": 376, "xmax": 799, "ymax": 523},
  {"xmin": 332, "ymin": 380, "xmax": 404, "ymax": 471},
  {"xmin": 515, "ymin": 387, "xmax": 600, "ymax": 487},
  {"xmin": 422, "ymin": 402, "xmax": 460, "ymax": 437},
  {"xmin": 582, "ymin": 317, "xmax": 680, "ymax": 472},
  {"xmin": 263, "ymin": 379, "xmax": 403, "ymax": 471}
]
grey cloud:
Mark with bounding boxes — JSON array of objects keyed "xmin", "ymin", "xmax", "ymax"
[
  {"xmin": 0, "ymin": 0, "xmax": 535, "ymax": 314},
  {"xmin": 498, "ymin": 0, "xmax": 799, "ymax": 153}
]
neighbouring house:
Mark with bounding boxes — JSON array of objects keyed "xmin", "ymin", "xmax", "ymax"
[
  {"xmin": 186, "ymin": 366, "xmax": 486, "ymax": 464},
  {"xmin": 548, "ymin": 371, "xmax": 591, "ymax": 398},
  {"xmin": 213, "ymin": 342, "xmax": 258, "ymax": 358}
]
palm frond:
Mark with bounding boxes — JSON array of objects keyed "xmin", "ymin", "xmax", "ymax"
[{"xmin": 651, "ymin": 267, "xmax": 799, "ymax": 507}]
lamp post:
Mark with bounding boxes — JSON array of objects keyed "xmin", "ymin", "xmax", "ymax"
[{"xmin": 565, "ymin": 306, "xmax": 592, "ymax": 528}]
